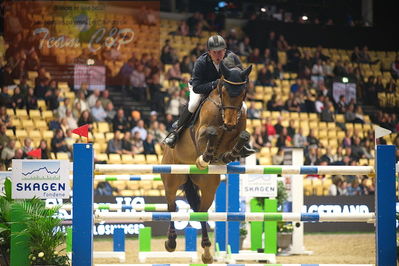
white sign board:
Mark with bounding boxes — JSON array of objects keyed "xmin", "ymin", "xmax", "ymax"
[
  {"xmin": 332, "ymin": 82, "xmax": 356, "ymax": 104},
  {"xmin": 242, "ymin": 174, "xmax": 277, "ymax": 198},
  {"xmin": 0, "ymin": 172, "xmax": 11, "ymax": 196},
  {"xmin": 12, "ymin": 160, "xmax": 70, "ymax": 199}
]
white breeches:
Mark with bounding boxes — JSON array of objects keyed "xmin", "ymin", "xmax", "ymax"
[{"xmin": 187, "ymin": 82, "xmax": 247, "ymax": 113}]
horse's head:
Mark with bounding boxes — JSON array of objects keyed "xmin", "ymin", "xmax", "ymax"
[{"xmin": 218, "ymin": 62, "xmax": 252, "ymax": 130}]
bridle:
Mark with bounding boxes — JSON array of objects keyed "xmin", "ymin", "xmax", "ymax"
[{"xmin": 208, "ymin": 76, "xmax": 247, "ymax": 131}]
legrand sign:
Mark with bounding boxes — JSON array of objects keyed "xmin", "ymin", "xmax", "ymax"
[
  {"xmin": 241, "ymin": 174, "xmax": 277, "ymax": 197},
  {"xmin": 12, "ymin": 160, "xmax": 70, "ymax": 199}
]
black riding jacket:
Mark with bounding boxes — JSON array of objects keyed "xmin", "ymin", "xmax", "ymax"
[{"xmin": 190, "ymin": 50, "xmax": 241, "ymax": 96}]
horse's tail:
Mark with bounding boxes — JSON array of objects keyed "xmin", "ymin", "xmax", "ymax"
[{"xmin": 182, "ymin": 178, "xmax": 200, "ymax": 212}]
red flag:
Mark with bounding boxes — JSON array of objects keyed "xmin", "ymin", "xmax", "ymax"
[
  {"xmin": 27, "ymin": 148, "xmax": 41, "ymax": 158},
  {"xmin": 72, "ymin": 124, "xmax": 89, "ymax": 138}
]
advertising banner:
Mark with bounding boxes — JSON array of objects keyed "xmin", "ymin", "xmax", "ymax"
[{"xmin": 12, "ymin": 160, "xmax": 70, "ymax": 199}]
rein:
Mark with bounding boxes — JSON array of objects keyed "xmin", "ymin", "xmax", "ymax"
[{"xmin": 207, "ymin": 77, "xmax": 247, "ymax": 131}]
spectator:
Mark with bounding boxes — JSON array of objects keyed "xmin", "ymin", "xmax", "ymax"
[
  {"xmin": 11, "ymin": 86, "xmax": 25, "ymax": 109},
  {"xmin": 320, "ymin": 102, "xmax": 335, "ymax": 122},
  {"xmin": 314, "ymin": 95, "xmax": 325, "ymax": 114},
  {"xmin": 251, "ymin": 126, "xmax": 268, "ymax": 152},
  {"xmin": 272, "ymin": 148, "xmax": 284, "ymax": 165},
  {"xmin": 276, "ymin": 127, "xmax": 291, "ymax": 148},
  {"xmin": 95, "ymin": 181, "xmax": 117, "ymax": 196},
  {"xmin": 363, "ymin": 76, "xmax": 377, "ymax": 106},
  {"xmin": 333, "ymin": 60, "xmax": 348, "ymax": 77},
  {"xmin": 0, "ymin": 125, "xmax": 10, "ymax": 152},
  {"xmin": 311, "ymin": 59, "xmax": 325, "ymax": 87},
  {"xmin": 105, "ymin": 102, "xmax": 116, "ymax": 123},
  {"xmin": 263, "ymin": 48, "xmax": 274, "ymax": 65},
  {"xmin": 106, "ymin": 130, "xmax": 123, "ymax": 154},
  {"xmin": 350, "ymin": 46, "xmax": 362, "ymax": 63},
  {"xmin": 131, "ymin": 120, "xmax": 147, "ymax": 141},
  {"xmin": 1, "ymin": 65, "xmax": 14, "ymax": 86},
  {"xmin": 177, "ymin": 20, "xmax": 189, "ymax": 36},
  {"xmin": 131, "ymin": 131, "xmax": 144, "ymax": 154},
  {"xmin": 100, "ymin": 90, "xmax": 112, "ymax": 109},
  {"xmin": 0, "ymin": 87, "xmax": 12, "ymax": 108},
  {"xmin": 284, "ymin": 93, "xmax": 300, "ymax": 112},
  {"xmin": 307, "ymin": 129, "xmax": 320, "ymax": 147},
  {"xmin": 165, "ymin": 91, "xmax": 183, "ymax": 119},
  {"xmin": 190, "ymin": 43, "xmax": 206, "ymax": 58},
  {"xmin": 286, "ymin": 44, "xmax": 301, "ymax": 72},
  {"xmin": 263, "ymin": 117, "xmax": 277, "ymax": 138},
  {"xmin": 304, "ymin": 146, "xmax": 319, "ymax": 165},
  {"xmin": 256, "ymin": 65, "xmax": 273, "ymax": 86},
  {"xmin": 34, "ymin": 78, "xmax": 50, "ymax": 100},
  {"xmin": 329, "ymin": 175, "xmax": 344, "ymax": 196},
  {"xmin": 286, "ymin": 119, "xmax": 296, "ymax": 138},
  {"xmin": 347, "ymin": 178, "xmax": 362, "ymax": 196},
  {"xmin": 247, "ymin": 48, "xmax": 263, "ymax": 64},
  {"xmin": 87, "ymin": 89, "xmax": 101, "ymax": 108},
  {"xmin": 277, "ymin": 34, "xmax": 289, "ymax": 51},
  {"xmin": 375, "ymin": 76, "xmax": 385, "ymax": 92},
  {"xmin": 21, "ymin": 137, "xmax": 33, "ymax": 157},
  {"xmin": 143, "ymin": 133, "xmax": 156, "ymax": 155},
  {"xmin": 391, "ymin": 55, "xmax": 399, "ymax": 80},
  {"xmin": 1, "ymin": 139, "xmax": 16, "ymax": 169},
  {"xmin": 166, "ymin": 62, "xmax": 183, "ymax": 81},
  {"xmin": 130, "ymin": 63, "xmax": 147, "ymax": 101},
  {"xmin": 46, "ymin": 88, "xmax": 62, "ymax": 111},
  {"xmin": 91, "ymin": 99, "xmax": 107, "ymax": 122},
  {"xmin": 342, "ymin": 130, "xmax": 352, "ymax": 148},
  {"xmin": 351, "ymin": 137, "xmax": 364, "ymax": 161},
  {"xmin": 65, "ymin": 109, "xmax": 78, "ymax": 130},
  {"xmin": 77, "ymin": 110, "xmax": 94, "ymax": 130},
  {"xmin": 293, "ymin": 127, "xmax": 307, "ymax": 148},
  {"xmin": 344, "ymin": 103, "xmax": 357, "ymax": 123},
  {"xmin": 74, "ymin": 90, "xmax": 89, "ymax": 111},
  {"xmin": 39, "ymin": 139, "xmax": 50, "ymax": 159},
  {"xmin": 25, "ymin": 87, "xmax": 38, "ymax": 111},
  {"xmin": 336, "ymin": 95, "xmax": 346, "ymax": 114},
  {"xmin": 274, "ymin": 117, "xmax": 284, "ymax": 135},
  {"xmin": 180, "ymin": 56, "xmax": 193, "ymax": 74},
  {"xmin": 359, "ymin": 46, "xmax": 379, "ymax": 64},
  {"xmin": 161, "ymin": 46, "xmax": 178, "ymax": 64},
  {"xmin": 238, "ymin": 36, "xmax": 253, "ymax": 57},
  {"xmin": 121, "ymin": 131, "xmax": 134, "ymax": 155},
  {"xmin": 51, "ymin": 129, "xmax": 69, "ymax": 153},
  {"xmin": 56, "ymin": 98, "xmax": 71, "ymax": 119},
  {"xmin": 112, "ymin": 108, "xmax": 130, "ymax": 133},
  {"xmin": 247, "ymin": 102, "xmax": 261, "ymax": 119}
]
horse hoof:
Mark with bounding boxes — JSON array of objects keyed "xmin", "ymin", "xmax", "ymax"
[
  {"xmin": 196, "ymin": 155, "xmax": 209, "ymax": 170},
  {"xmin": 202, "ymin": 254, "xmax": 214, "ymax": 264},
  {"xmin": 164, "ymin": 240, "xmax": 176, "ymax": 252}
]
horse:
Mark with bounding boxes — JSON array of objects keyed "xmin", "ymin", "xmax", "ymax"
[{"xmin": 161, "ymin": 59, "xmax": 252, "ymax": 263}]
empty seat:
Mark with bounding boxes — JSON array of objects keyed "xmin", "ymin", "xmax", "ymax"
[
  {"xmin": 108, "ymin": 154, "xmax": 121, "ymax": 164},
  {"xmin": 56, "ymin": 153, "xmax": 69, "ymax": 160},
  {"xmin": 146, "ymin": 154, "xmax": 158, "ymax": 164}
]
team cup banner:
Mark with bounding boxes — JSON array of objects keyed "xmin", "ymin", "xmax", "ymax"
[
  {"xmin": 4, "ymin": 1, "xmax": 160, "ymax": 89},
  {"xmin": 12, "ymin": 160, "xmax": 70, "ymax": 199}
]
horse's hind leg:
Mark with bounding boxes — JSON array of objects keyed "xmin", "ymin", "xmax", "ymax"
[
  {"xmin": 196, "ymin": 126, "xmax": 218, "ymax": 169},
  {"xmin": 162, "ymin": 173, "xmax": 187, "ymax": 252},
  {"xmin": 192, "ymin": 174, "xmax": 221, "ymax": 264}
]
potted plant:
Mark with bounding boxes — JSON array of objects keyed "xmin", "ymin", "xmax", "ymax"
[
  {"xmin": 0, "ymin": 178, "xmax": 12, "ymax": 265},
  {"xmin": 0, "ymin": 178, "xmax": 70, "ymax": 266},
  {"xmin": 277, "ymin": 222, "xmax": 293, "ymax": 252}
]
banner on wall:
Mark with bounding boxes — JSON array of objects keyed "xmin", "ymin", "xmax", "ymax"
[
  {"xmin": 332, "ymin": 82, "xmax": 357, "ymax": 104},
  {"xmin": 12, "ymin": 160, "xmax": 70, "ymax": 199}
]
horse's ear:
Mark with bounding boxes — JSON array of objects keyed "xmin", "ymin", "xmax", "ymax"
[
  {"xmin": 220, "ymin": 61, "xmax": 230, "ymax": 79},
  {"xmin": 241, "ymin": 65, "xmax": 252, "ymax": 80}
]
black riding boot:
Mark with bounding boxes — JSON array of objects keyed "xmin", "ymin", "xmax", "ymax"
[
  {"xmin": 239, "ymin": 142, "xmax": 256, "ymax": 158},
  {"xmin": 163, "ymin": 106, "xmax": 192, "ymax": 148}
]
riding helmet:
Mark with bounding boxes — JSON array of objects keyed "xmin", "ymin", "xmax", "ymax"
[{"xmin": 207, "ymin": 35, "xmax": 227, "ymax": 51}]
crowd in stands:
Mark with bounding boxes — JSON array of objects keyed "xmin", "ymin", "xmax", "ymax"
[{"xmin": 1, "ymin": 6, "xmax": 398, "ymax": 196}]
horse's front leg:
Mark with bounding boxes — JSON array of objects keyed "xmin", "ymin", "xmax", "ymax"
[
  {"xmin": 196, "ymin": 126, "xmax": 218, "ymax": 169},
  {"xmin": 220, "ymin": 130, "xmax": 250, "ymax": 163}
]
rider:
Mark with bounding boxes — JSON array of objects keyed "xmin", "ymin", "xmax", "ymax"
[{"xmin": 163, "ymin": 34, "xmax": 255, "ymax": 157}]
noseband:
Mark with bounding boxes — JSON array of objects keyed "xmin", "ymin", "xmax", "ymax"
[{"xmin": 208, "ymin": 77, "xmax": 247, "ymax": 131}]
